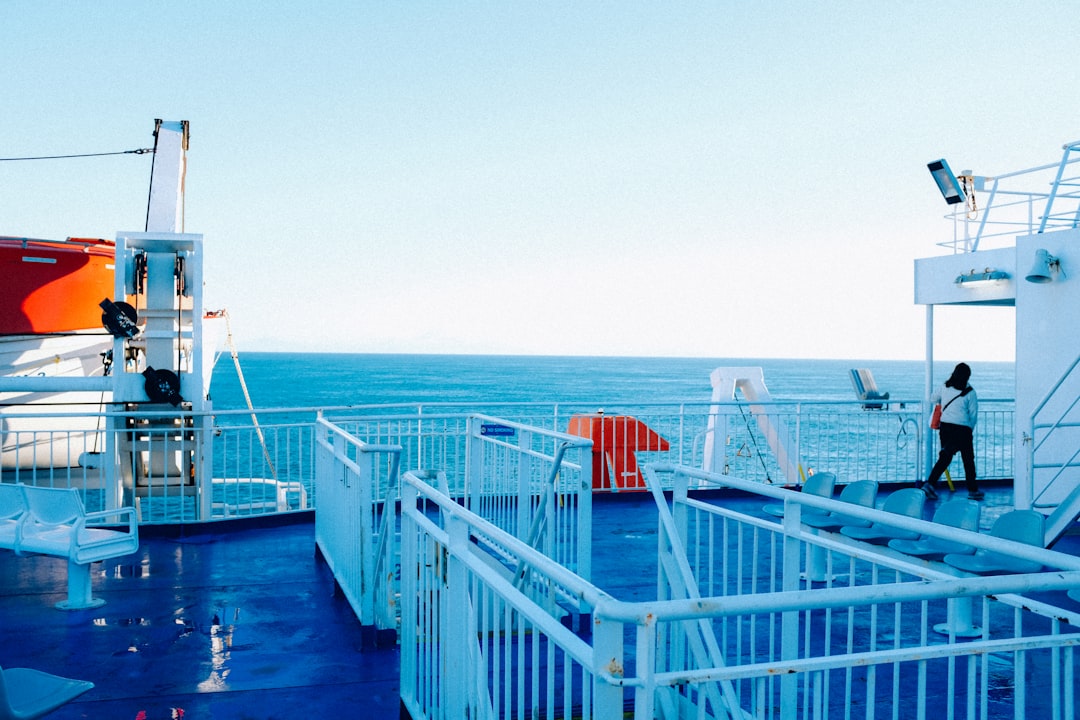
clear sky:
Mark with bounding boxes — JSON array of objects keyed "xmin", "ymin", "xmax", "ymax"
[{"xmin": 3, "ymin": 2, "xmax": 1076, "ymax": 362}]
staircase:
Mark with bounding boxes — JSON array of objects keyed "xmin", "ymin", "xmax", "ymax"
[{"xmin": 1028, "ymin": 352, "xmax": 1080, "ymax": 545}]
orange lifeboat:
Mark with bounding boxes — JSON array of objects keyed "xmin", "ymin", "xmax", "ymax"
[
  {"xmin": 567, "ymin": 414, "xmax": 670, "ymax": 492},
  {"xmin": 0, "ymin": 236, "xmax": 117, "ymax": 335}
]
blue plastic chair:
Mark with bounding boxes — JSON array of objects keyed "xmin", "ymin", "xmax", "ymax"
[
  {"xmin": 801, "ymin": 480, "xmax": 878, "ymax": 530},
  {"xmin": 0, "ymin": 666, "xmax": 93, "ymax": 720},
  {"xmin": 0, "ymin": 485, "xmax": 27, "ymax": 549},
  {"xmin": 944, "ymin": 510, "xmax": 1045, "ymax": 574},
  {"xmin": 888, "ymin": 499, "xmax": 981, "ymax": 557},
  {"xmin": 840, "ymin": 488, "xmax": 926, "ymax": 543},
  {"xmin": 763, "ymin": 472, "xmax": 836, "ymax": 518}
]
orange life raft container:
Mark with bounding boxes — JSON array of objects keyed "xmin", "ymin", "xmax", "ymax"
[{"xmin": 566, "ymin": 414, "xmax": 670, "ymax": 492}]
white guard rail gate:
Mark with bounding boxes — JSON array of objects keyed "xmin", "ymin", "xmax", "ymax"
[
  {"xmin": 313, "ymin": 415, "xmax": 402, "ymax": 629},
  {"xmin": 464, "ymin": 414, "xmax": 594, "ymax": 580},
  {"xmin": 398, "ymin": 458, "xmax": 1080, "ymax": 720},
  {"xmin": 314, "ymin": 414, "xmax": 593, "ymax": 637}
]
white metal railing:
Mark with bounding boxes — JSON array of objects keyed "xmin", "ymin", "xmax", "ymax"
[
  {"xmin": 328, "ymin": 399, "xmax": 1013, "ymax": 489},
  {"xmin": 397, "ymin": 458, "xmax": 1080, "ymax": 719},
  {"xmin": 0, "ymin": 406, "xmax": 317, "ymax": 523},
  {"xmin": 1, "ymin": 400, "xmax": 1014, "ymax": 524},
  {"xmin": 464, "ymin": 414, "xmax": 593, "ymax": 579},
  {"xmin": 313, "ymin": 415, "xmax": 401, "ymax": 628},
  {"xmin": 399, "ymin": 471, "xmax": 615, "ymax": 720},
  {"xmin": 312, "ymin": 414, "xmax": 593, "ymax": 635},
  {"xmin": 940, "ymin": 140, "xmax": 1080, "ymax": 253},
  {"xmin": 646, "ymin": 463, "xmax": 1080, "ymax": 719}
]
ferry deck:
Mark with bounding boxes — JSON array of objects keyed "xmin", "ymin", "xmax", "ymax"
[{"xmin": 3, "ymin": 481, "xmax": 1078, "ymax": 720}]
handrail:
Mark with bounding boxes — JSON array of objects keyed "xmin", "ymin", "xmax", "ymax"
[
  {"xmin": 513, "ymin": 440, "xmax": 584, "ymax": 589},
  {"xmin": 940, "ymin": 144, "xmax": 1080, "ymax": 253},
  {"xmin": 403, "ymin": 469, "xmax": 612, "ymax": 612},
  {"xmin": 464, "ymin": 413, "xmax": 593, "ymax": 580},
  {"xmin": 398, "ymin": 455, "xmax": 1080, "ymax": 718},
  {"xmin": 1038, "ymin": 140, "xmax": 1080, "ymax": 233},
  {"xmin": 1027, "ymin": 350, "xmax": 1080, "ymax": 542},
  {"xmin": 648, "ymin": 462, "xmax": 1080, "ymax": 572}
]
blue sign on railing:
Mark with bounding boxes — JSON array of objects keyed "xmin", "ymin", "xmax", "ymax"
[{"xmin": 481, "ymin": 423, "xmax": 516, "ymax": 437}]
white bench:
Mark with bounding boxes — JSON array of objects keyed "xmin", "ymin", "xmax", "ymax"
[{"xmin": 0, "ymin": 484, "xmax": 139, "ymax": 610}]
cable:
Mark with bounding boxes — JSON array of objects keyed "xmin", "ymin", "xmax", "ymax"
[
  {"xmin": 222, "ymin": 310, "xmax": 277, "ymax": 481},
  {"xmin": 0, "ymin": 148, "xmax": 153, "ymax": 162}
]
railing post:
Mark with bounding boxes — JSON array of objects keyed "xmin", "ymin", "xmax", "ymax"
[
  {"xmin": 444, "ymin": 512, "xmax": 470, "ymax": 719},
  {"xmin": 671, "ymin": 468, "xmax": 689, "ymax": 553},
  {"xmin": 924, "ymin": 304, "xmax": 935, "ymax": 484},
  {"xmin": 104, "ymin": 412, "xmax": 122, "ymax": 512},
  {"xmin": 358, "ymin": 448, "xmax": 375, "ymax": 626},
  {"xmin": 466, "ymin": 415, "xmax": 483, "ymax": 512},
  {"xmin": 781, "ymin": 503, "xmax": 803, "ymax": 592},
  {"xmin": 518, "ymin": 428, "xmax": 533, "ymax": 541},
  {"xmin": 634, "ymin": 618, "xmax": 658, "ymax": 718},
  {"xmin": 543, "ymin": 440, "xmax": 557, "ymax": 566},
  {"xmin": 578, "ymin": 441, "xmax": 593, "ymax": 582},
  {"xmin": 398, "ymin": 480, "xmax": 418, "ymax": 713},
  {"xmin": 593, "ymin": 611, "xmax": 625, "ymax": 720},
  {"xmin": 781, "ymin": 501, "xmax": 803, "ymax": 715},
  {"xmin": 196, "ymin": 410, "xmax": 213, "ymax": 520}
]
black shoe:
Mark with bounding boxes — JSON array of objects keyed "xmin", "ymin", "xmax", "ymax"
[
  {"xmin": 920, "ymin": 483, "xmax": 938, "ymax": 500},
  {"xmin": 968, "ymin": 490, "xmax": 984, "ymax": 501}
]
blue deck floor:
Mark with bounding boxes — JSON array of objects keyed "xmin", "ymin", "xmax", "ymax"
[
  {"xmin": 1, "ymin": 484, "xmax": 1075, "ymax": 719},
  {"xmin": 0, "ymin": 516, "xmax": 402, "ymax": 720}
]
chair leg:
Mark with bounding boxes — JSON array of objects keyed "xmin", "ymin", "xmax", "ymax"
[
  {"xmin": 933, "ymin": 597, "xmax": 981, "ymax": 638},
  {"xmin": 802, "ymin": 544, "xmax": 837, "ymax": 583},
  {"xmin": 56, "ymin": 561, "xmax": 106, "ymax": 611}
]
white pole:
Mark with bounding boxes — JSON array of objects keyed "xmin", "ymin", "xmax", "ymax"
[{"xmin": 924, "ymin": 305, "xmax": 935, "ymax": 481}]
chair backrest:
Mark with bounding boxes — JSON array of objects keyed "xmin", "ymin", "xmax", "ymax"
[
  {"xmin": 849, "ymin": 369, "xmax": 878, "ymax": 397},
  {"xmin": 931, "ymin": 498, "xmax": 980, "ymax": 532},
  {"xmin": 0, "ymin": 485, "xmax": 27, "ymax": 521},
  {"xmin": 0, "ymin": 665, "xmax": 94, "ymax": 720},
  {"xmin": 880, "ymin": 488, "xmax": 925, "ymax": 519},
  {"xmin": 989, "ymin": 509, "xmax": 1044, "ymax": 546},
  {"xmin": 22, "ymin": 487, "xmax": 85, "ymax": 526},
  {"xmin": 0, "ymin": 665, "xmax": 12, "ymax": 719},
  {"xmin": 802, "ymin": 472, "xmax": 836, "ymax": 498},
  {"xmin": 838, "ymin": 480, "xmax": 877, "ymax": 508}
]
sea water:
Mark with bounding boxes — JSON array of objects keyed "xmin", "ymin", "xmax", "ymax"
[{"xmin": 209, "ymin": 353, "xmax": 1016, "ymax": 411}]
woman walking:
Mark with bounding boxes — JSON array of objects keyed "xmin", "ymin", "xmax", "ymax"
[{"xmin": 919, "ymin": 362, "xmax": 982, "ymax": 500}]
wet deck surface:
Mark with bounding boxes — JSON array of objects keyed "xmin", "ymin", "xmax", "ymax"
[
  {"xmin": 1, "ymin": 484, "xmax": 1076, "ymax": 719},
  {"xmin": 0, "ymin": 516, "xmax": 402, "ymax": 720}
]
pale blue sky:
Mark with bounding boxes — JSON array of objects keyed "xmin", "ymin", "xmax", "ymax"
[{"xmin": 3, "ymin": 2, "xmax": 1076, "ymax": 361}]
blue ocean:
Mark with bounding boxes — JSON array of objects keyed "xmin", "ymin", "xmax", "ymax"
[{"xmin": 208, "ymin": 354, "xmax": 1015, "ymax": 411}]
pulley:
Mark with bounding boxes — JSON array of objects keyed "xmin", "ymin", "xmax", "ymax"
[
  {"xmin": 100, "ymin": 298, "xmax": 140, "ymax": 338},
  {"xmin": 142, "ymin": 366, "xmax": 183, "ymax": 406}
]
